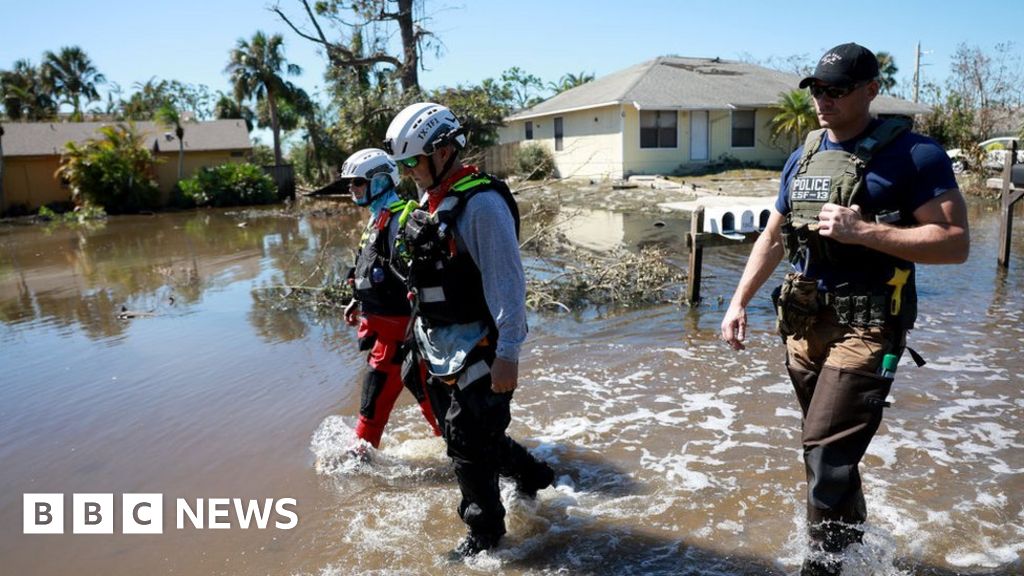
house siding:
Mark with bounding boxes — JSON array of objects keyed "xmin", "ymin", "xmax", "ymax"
[
  {"xmin": 2, "ymin": 150, "xmax": 247, "ymax": 212},
  {"xmin": 498, "ymin": 106, "xmax": 791, "ymax": 180},
  {"xmin": 622, "ymin": 107, "xmax": 689, "ymax": 176},
  {"xmin": 499, "ymin": 104, "xmax": 623, "ymax": 180},
  {"xmin": 3, "ymin": 157, "xmax": 66, "ymax": 210},
  {"xmin": 708, "ymin": 109, "xmax": 790, "ymax": 167},
  {"xmin": 153, "ymin": 150, "xmax": 246, "ymax": 202}
]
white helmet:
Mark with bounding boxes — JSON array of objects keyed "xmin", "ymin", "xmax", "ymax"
[
  {"xmin": 383, "ymin": 102, "xmax": 467, "ymax": 162},
  {"xmin": 340, "ymin": 148, "xmax": 399, "ymax": 206}
]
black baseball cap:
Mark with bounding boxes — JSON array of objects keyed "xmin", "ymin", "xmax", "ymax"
[{"xmin": 799, "ymin": 43, "xmax": 880, "ymax": 88}]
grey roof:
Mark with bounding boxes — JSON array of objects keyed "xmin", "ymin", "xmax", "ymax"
[
  {"xmin": 1, "ymin": 119, "xmax": 251, "ymax": 157},
  {"xmin": 507, "ymin": 56, "xmax": 930, "ymax": 120}
]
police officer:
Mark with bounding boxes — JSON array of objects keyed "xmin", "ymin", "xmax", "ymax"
[
  {"xmin": 383, "ymin": 103, "xmax": 554, "ymax": 558},
  {"xmin": 340, "ymin": 148, "xmax": 441, "ymax": 454},
  {"xmin": 720, "ymin": 43, "xmax": 969, "ymax": 575}
]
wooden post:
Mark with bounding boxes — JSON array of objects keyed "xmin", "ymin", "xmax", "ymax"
[
  {"xmin": 687, "ymin": 205, "xmax": 705, "ymax": 306},
  {"xmin": 998, "ymin": 140, "xmax": 1023, "ymax": 268},
  {"xmin": 0, "ymin": 123, "xmax": 5, "ymax": 215}
]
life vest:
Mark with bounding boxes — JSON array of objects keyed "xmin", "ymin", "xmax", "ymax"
[
  {"xmin": 352, "ymin": 199, "xmax": 416, "ymax": 316},
  {"xmin": 401, "ymin": 172, "xmax": 520, "ymax": 328},
  {"xmin": 782, "ymin": 119, "xmax": 918, "ymax": 329}
]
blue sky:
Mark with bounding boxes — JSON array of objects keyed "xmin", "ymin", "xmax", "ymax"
[{"xmin": 3, "ymin": 0, "xmax": 1022, "ymax": 109}]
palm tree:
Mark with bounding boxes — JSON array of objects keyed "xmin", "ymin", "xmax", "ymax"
[
  {"xmin": 58, "ymin": 122, "xmax": 160, "ymax": 212},
  {"xmin": 122, "ymin": 77, "xmax": 172, "ymax": 120},
  {"xmin": 548, "ymin": 71, "xmax": 595, "ymax": 94},
  {"xmin": 155, "ymin": 102, "xmax": 186, "ymax": 181},
  {"xmin": 214, "ymin": 93, "xmax": 255, "ymax": 132},
  {"xmin": 770, "ymin": 89, "xmax": 818, "ymax": 151},
  {"xmin": 42, "ymin": 46, "xmax": 106, "ymax": 121},
  {"xmin": 225, "ymin": 31, "xmax": 301, "ymax": 166},
  {"xmin": 1, "ymin": 59, "xmax": 57, "ymax": 120},
  {"xmin": 876, "ymin": 51, "xmax": 898, "ymax": 95}
]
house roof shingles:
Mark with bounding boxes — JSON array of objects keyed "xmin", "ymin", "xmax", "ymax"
[
  {"xmin": 1, "ymin": 119, "xmax": 252, "ymax": 157},
  {"xmin": 507, "ymin": 56, "xmax": 930, "ymax": 120}
]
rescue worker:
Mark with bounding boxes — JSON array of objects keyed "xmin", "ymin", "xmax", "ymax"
[
  {"xmin": 383, "ymin": 102, "xmax": 555, "ymax": 558},
  {"xmin": 340, "ymin": 148, "xmax": 441, "ymax": 454},
  {"xmin": 719, "ymin": 43, "xmax": 969, "ymax": 575}
]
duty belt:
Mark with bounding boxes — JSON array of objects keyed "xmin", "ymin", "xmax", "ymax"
[{"xmin": 822, "ymin": 285, "xmax": 890, "ymax": 327}]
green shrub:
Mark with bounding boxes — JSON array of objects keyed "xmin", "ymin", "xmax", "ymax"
[
  {"xmin": 57, "ymin": 123, "xmax": 160, "ymax": 214},
  {"xmin": 514, "ymin": 143, "xmax": 556, "ymax": 180},
  {"xmin": 37, "ymin": 204, "xmax": 107, "ymax": 224},
  {"xmin": 179, "ymin": 163, "xmax": 277, "ymax": 207}
]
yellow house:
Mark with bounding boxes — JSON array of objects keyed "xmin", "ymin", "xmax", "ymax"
[
  {"xmin": 1, "ymin": 119, "xmax": 251, "ymax": 214},
  {"xmin": 498, "ymin": 56, "xmax": 931, "ymax": 180}
]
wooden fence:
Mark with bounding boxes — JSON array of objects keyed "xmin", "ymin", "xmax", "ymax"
[
  {"xmin": 263, "ymin": 164, "xmax": 296, "ymax": 200},
  {"xmin": 479, "ymin": 142, "xmax": 520, "ymax": 177}
]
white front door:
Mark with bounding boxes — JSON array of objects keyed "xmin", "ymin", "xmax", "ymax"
[{"xmin": 690, "ymin": 111, "xmax": 709, "ymax": 161}]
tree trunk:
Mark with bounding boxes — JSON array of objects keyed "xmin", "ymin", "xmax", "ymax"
[
  {"xmin": 176, "ymin": 127, "xmax": 185, "ymax": 181},
  {"xmin": 267, "ymin": 91, "xmax": 283, "ymax": 166},
  {"xmin": 396, "ymin": 0, "xmax": 419, "ymax": 93}
]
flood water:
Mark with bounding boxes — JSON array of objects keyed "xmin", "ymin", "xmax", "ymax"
[{"xmin": 0, "ymin": 197, "xmax": 1021, "ymax": 576}]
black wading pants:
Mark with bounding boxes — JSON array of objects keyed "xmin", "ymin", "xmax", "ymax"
[{"xmin": 423, "ymin": 343, "xmax": 552, "ymax": 541}]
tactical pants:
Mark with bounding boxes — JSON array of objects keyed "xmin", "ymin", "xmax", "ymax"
[
  {"xmin": 784, "ymin": 309, "xmax": 903, "ymax": 556},
  {"xmin": 425, "ymin": 343, "xmax": 553, "ymax": 541},
  {"xmin": 353, "ymin": 314, "xmax": 441, "ymax": 448}
]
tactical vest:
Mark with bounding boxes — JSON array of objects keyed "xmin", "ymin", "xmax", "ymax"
[
  {"xmin": 352, "ymin": 199, "xmax": 416, "ymax": 316},
  {"xmin": 403, "ymin": 172, "xmax": 520, "ymax": 328},
  {"xmin": 782, "ymin": 119, "xmax": 918, "ymax": 329}
]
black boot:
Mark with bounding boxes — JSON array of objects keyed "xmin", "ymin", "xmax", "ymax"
[
  {"xmin": 800, "ymin": 556, "xmax": 841, "ymax": 576},
  {"xmin": 449, "ymin": 531, "xmax": 501, "ymax": 559},
  {"xmin": 516, "ymin": 461, "xmax": 555, "ymax": 499}
]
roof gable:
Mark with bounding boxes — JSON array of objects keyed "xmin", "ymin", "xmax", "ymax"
[{"xmin": 1, "ymin": 119, "xmax": 252, "ymax": 157}]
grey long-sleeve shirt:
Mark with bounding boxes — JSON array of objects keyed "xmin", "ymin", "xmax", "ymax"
[
  {"xmin": 414, "ymin": 187, "xmax": 527, "ymax": 371},
  {"xmin": 456, "ymin": 189, "xmax": 528, "ymax": 361}
]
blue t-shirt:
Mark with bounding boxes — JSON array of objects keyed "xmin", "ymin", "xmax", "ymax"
[{"xmin": 775, "ymin": 120, "xmax": 959, "ymax": 287}]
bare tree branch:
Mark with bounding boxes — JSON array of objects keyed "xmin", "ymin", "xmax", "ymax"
[{"xmin": 272, "ymin": 0, "xmax": 424, "ymax": 93}]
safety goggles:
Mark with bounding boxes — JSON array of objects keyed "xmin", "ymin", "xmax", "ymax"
[
  {"xmin": 808, "ymin": 80, "xmax": 869, "ymax": 99},
  {"xmin": 398, "ymin": 156, "xmax": 422, "ymax": 169}
]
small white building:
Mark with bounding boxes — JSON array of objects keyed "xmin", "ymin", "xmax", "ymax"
[{"xmin": 498, "ymin": 56, "xmax": 930, "ymax": 180}]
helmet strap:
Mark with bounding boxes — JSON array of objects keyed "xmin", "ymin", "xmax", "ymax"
[{"xmin": 427, "ymin": 147, "xmax": 459, "ymax": 190}]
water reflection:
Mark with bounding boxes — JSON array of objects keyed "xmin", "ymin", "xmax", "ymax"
[{"xmin": 0, "ymin": 205, "xmax": 364, "ymax": 343}]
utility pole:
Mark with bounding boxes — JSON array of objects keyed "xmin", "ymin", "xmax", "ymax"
[
  {"xmin": 913, "ymin": 41, "xmax": 921, "ymax": 103},
  {"xmin": 0, "ymin": 123, "xmax": 5, "ymax": 215}
]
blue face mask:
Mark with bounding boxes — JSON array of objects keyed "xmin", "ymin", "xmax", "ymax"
[
  {"xmin": 352, "ymin": 175, "xmax": 393, "ymax": 207},
  {"xmin": 355, "ymin": 174, "xmax": 399, "ymax": 212}
]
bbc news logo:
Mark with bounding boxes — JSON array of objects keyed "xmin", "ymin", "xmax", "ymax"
[{"xmin": 24, "ymin": 494, "xmax": 298, "ymax": 534}]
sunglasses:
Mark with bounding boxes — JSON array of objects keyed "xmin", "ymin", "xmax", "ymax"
[
  {"xmin": 398, "ymin": 156, "xmax": 421, "ymax": 169},
  {"xmin": 808, "ymin": 81, "xmax": 868, "ymax": 99},
  {"xmin": 349, "ymin": 177, "xmax": 368, "ymax": 187}
]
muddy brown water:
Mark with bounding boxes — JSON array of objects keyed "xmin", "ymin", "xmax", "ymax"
[{"xmin": 0, "ymin": 198, "xmax": 1021, "ymax": 576}]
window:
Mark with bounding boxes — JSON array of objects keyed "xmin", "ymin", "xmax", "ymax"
[
  {"xmin": 525, "ymin": 121, "xmax": 534, "ymax": 140},
  {"xmin": 554, "ymin": 117, "xmax": 564, "ymax": 151},
  {"xmin": 731, "ymin": 110, "xmax": 756, "ymax": 148},
  {"xmin": 639, "ymin": 110, "xmax": 677, "ymax": 148}
]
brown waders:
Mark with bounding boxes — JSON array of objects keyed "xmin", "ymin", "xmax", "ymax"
[{"xmin": 784, "ymin": 308, "xmax": 903, "ymax": 575}]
